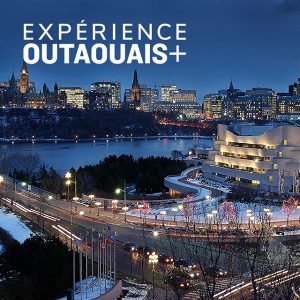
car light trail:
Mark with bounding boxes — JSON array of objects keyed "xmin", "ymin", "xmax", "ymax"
[
  {"xmin": 2, "ymin": 197, "xmax": 60, "ymax": 221},
  {"xmin": 213, "ymin": 282, "xmax": 245, "ymax": 298},
  {"xmin": 57, "ymin": 225, "xmax": 81, "ymax": 241},
  {"xmin": 52, "ymin": 225, "xmax": 74, "ymax": 240}
]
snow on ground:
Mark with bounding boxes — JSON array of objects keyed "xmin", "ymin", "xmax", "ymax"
[
  {"xmin": 58, "ymin": 276, "xmax": 113, "ymax": 300},
  {"xmin": 121, "ymin": 279, "xmax": 151, "ymax": 300},
  {"xmin": 188, "ymin": 177, "xmax": 231, "ymax": 193},
  {"xmin": 58, "ymin": 277, "xmax": 150, "ymax": 300},
  {"xmin": 0, "ymin": 207, "xmax": 33, "ymax": 243},
  {"xmin": 127, "ymin": 196, "xmax": 300, "ymax": 223}
]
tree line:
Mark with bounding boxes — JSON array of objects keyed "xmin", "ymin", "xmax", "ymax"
[{"xmin": 0, "ymin": 151, "xmax": 187, "ymax": 198}]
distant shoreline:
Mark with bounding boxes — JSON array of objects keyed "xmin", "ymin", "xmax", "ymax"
[{"xmin": 0, "ymin": 134, "xmax": 214, "ymax": 145}]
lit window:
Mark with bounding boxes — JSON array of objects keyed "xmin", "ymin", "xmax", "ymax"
[
  {"xmin": 283, "ymin": 139, "xmax": 288, "ymax": 145},
  {"xmin": 274, "ymin": 164, "xmax": 278, "ymax": 170},
  {"xmin": 278, "ymin": 152, "xmax": 283, "ymax": 158},
  {"xmin": 268, "ymin": 176, "xmax": 273, "ymax": 182}
]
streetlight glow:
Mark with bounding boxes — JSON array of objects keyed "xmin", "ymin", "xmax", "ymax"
[{"xmin": 65, "ymin": 172, "xmax": 72, "ymax": 179}]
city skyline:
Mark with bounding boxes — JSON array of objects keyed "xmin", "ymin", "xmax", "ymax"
[{"xmin": 1, "ymin": 0, "xmax": 300, "ymax": 99}]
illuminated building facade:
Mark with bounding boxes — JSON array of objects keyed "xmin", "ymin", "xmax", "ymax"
[
  {"xmin": 203, "ymin": 93, "xmax": 224, "ymax": 119},
  {"xmin": 90, "ymin": 81, "xmax": 121, "ymax": 109},
  {"xmin": 156, "ymin": 101, "xmax": 201, "ymax": 119},
  {"xmin": 140, "ymin": 84, "xmax": 158, "ymax": 112},
  {"xmin": 169, "ymin": 89, "xmax": 196, "ymax": 103},
  {"xmin": 202, "ymin": 123, "xmax": 300, "ymax": 193},
  {"xmin": 160, "ymin": 84, "xmax": 177, "ymax": 102},
  {"xmin": 20, "ymin": 60, "xmax": 29, "ymax": 94},
  {"xmin": 59, "ymin": 87, "xmax": 85, "ymax": 108}
]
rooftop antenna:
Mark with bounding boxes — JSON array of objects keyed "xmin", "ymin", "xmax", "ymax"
[{"xmin": 111, "ymin": 63, "xmax": 114, "ymax": 81}]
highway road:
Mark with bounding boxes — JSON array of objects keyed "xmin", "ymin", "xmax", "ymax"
[{"xmin": 2, "ymin": 184, "xmax": 300, "ymax": 299}]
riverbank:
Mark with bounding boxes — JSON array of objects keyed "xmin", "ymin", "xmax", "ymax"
[{"xmin": 0, "ymin": 134, "xmax": 213, "ymax": 144}]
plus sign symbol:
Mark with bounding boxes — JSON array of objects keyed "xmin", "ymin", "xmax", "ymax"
[{"xmin": 169, "ymin": 45, "xmax": 186, "ymax": 62}]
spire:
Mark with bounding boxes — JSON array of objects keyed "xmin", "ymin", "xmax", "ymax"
[
  {"xmin": 21, "ymin": 60, "xmax": 28, "ymax": 74},
  {"xmin": 131, "ymin": 69, "xmax": 141, "ymax": 104},
  {"xmin": 10, "ymin": 72, "xmax": 16, "ymax": 82},
  {"xmin": 229, "ymin": 79, "xmax": 234, "ymax": 90},
  {"xmin": 133, "ymin": 69, "xmax": 139, "ymax": 86}
]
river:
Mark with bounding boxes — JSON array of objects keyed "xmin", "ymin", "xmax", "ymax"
[{"xmin": 1, "ymin": 137, "xmax": 213, "ymax": 173}]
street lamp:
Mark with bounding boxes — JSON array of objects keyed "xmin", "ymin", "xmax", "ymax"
[
  {"xmin": 153, "ymin": 230, "xmax": 159, "ymax": 237},
  {"xmin": 79, "ymin": 210, "xmax": 84, "ymax": 216},
  {"xmin": 65, "ymin": 171, "xmax": 71, "ymax": 205},
  {"xmin": 263, "ymin": 208, "xmax": 272, "ymax": 226},
  {"xmin": 212, "ymin": 209, "xmax": 218, "ymax": 224},
  {"xmin": 207, "ymin": 212, "xmax": 213, "ymax": 229},
  {"xmin": 73, "ymin": 196, "xmax": 79, "ymax": 211},
  {"xmin": 122, "ymin": 206, "xmax": 129, "ymax": 221},
  {"xmin": 65, "ymin": 171, "xmax": 78, "ymax": 209},
  {"xmin": 247, "ymin": 210, "xmax": 253, "ymax": 230},
  {"xmin": 115, "ymin": 180, "xmax": 127, "ymax": 222},
  {"xmin": 171, "ymin": 207, "xmax": 178, "ymax": 222},
  {"xmin": 160, "ymin": 210, "xmax": 167, "ymax": 226},
  {"xmin": 65, "ymin": 176, "xmax": 72, "ymax": 220},
  {"xmin": 95, "ymin": 201, "xmax": 102, "ymax": 216},
  {"xmin": 149, "ymin": 252, "xmax": 158, "ymax": 300}
]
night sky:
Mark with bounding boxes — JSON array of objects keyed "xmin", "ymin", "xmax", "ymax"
[{"xmin": 1, "ymin": 0, "xmax": 300, "ymax": 101}]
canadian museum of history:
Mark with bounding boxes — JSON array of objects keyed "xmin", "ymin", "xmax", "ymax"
[{"xmin": 202, "ymin": 123, "xmax": 300, "ymax": 193}]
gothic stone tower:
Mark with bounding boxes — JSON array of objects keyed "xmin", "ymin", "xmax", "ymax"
[
  {"xmin": 131, "ymin": 69, "xmax": 141, "ymax": 109},
  {"xmin": 20, "ymin": 60, "xmax": 29, "ymax": 94}
]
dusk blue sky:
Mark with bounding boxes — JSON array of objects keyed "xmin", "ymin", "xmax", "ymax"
[{"xmin": 1, "ymin": 0, "xmax": 300, "ymax": 101}]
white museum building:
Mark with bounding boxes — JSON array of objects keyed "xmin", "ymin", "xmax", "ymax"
[{"xmin": 202, "ymin": 123, "xmax": 300, "ymax": 193}]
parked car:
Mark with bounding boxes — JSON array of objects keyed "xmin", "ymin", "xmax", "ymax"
[
  {"xmin": 167, "ymin": 274, "xmax": 190, "ymax": 289},
  {"xmin": 174, "ymin": 259, "xmax": 201, "ymax": 279},
  {"xmin": 204, "ymin": 267, "xmax": 228, "ymax": 278},
  {"xmin": 175, "ymin": 259, "xmax": 196, "ymax": 270},
  {"xmin": 159, "ymin": 253, "xmax": 174, "ymax": 264},
  {"xmin": 123, "ymin": 242, "xmax": 136, "ymax": 252}
]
